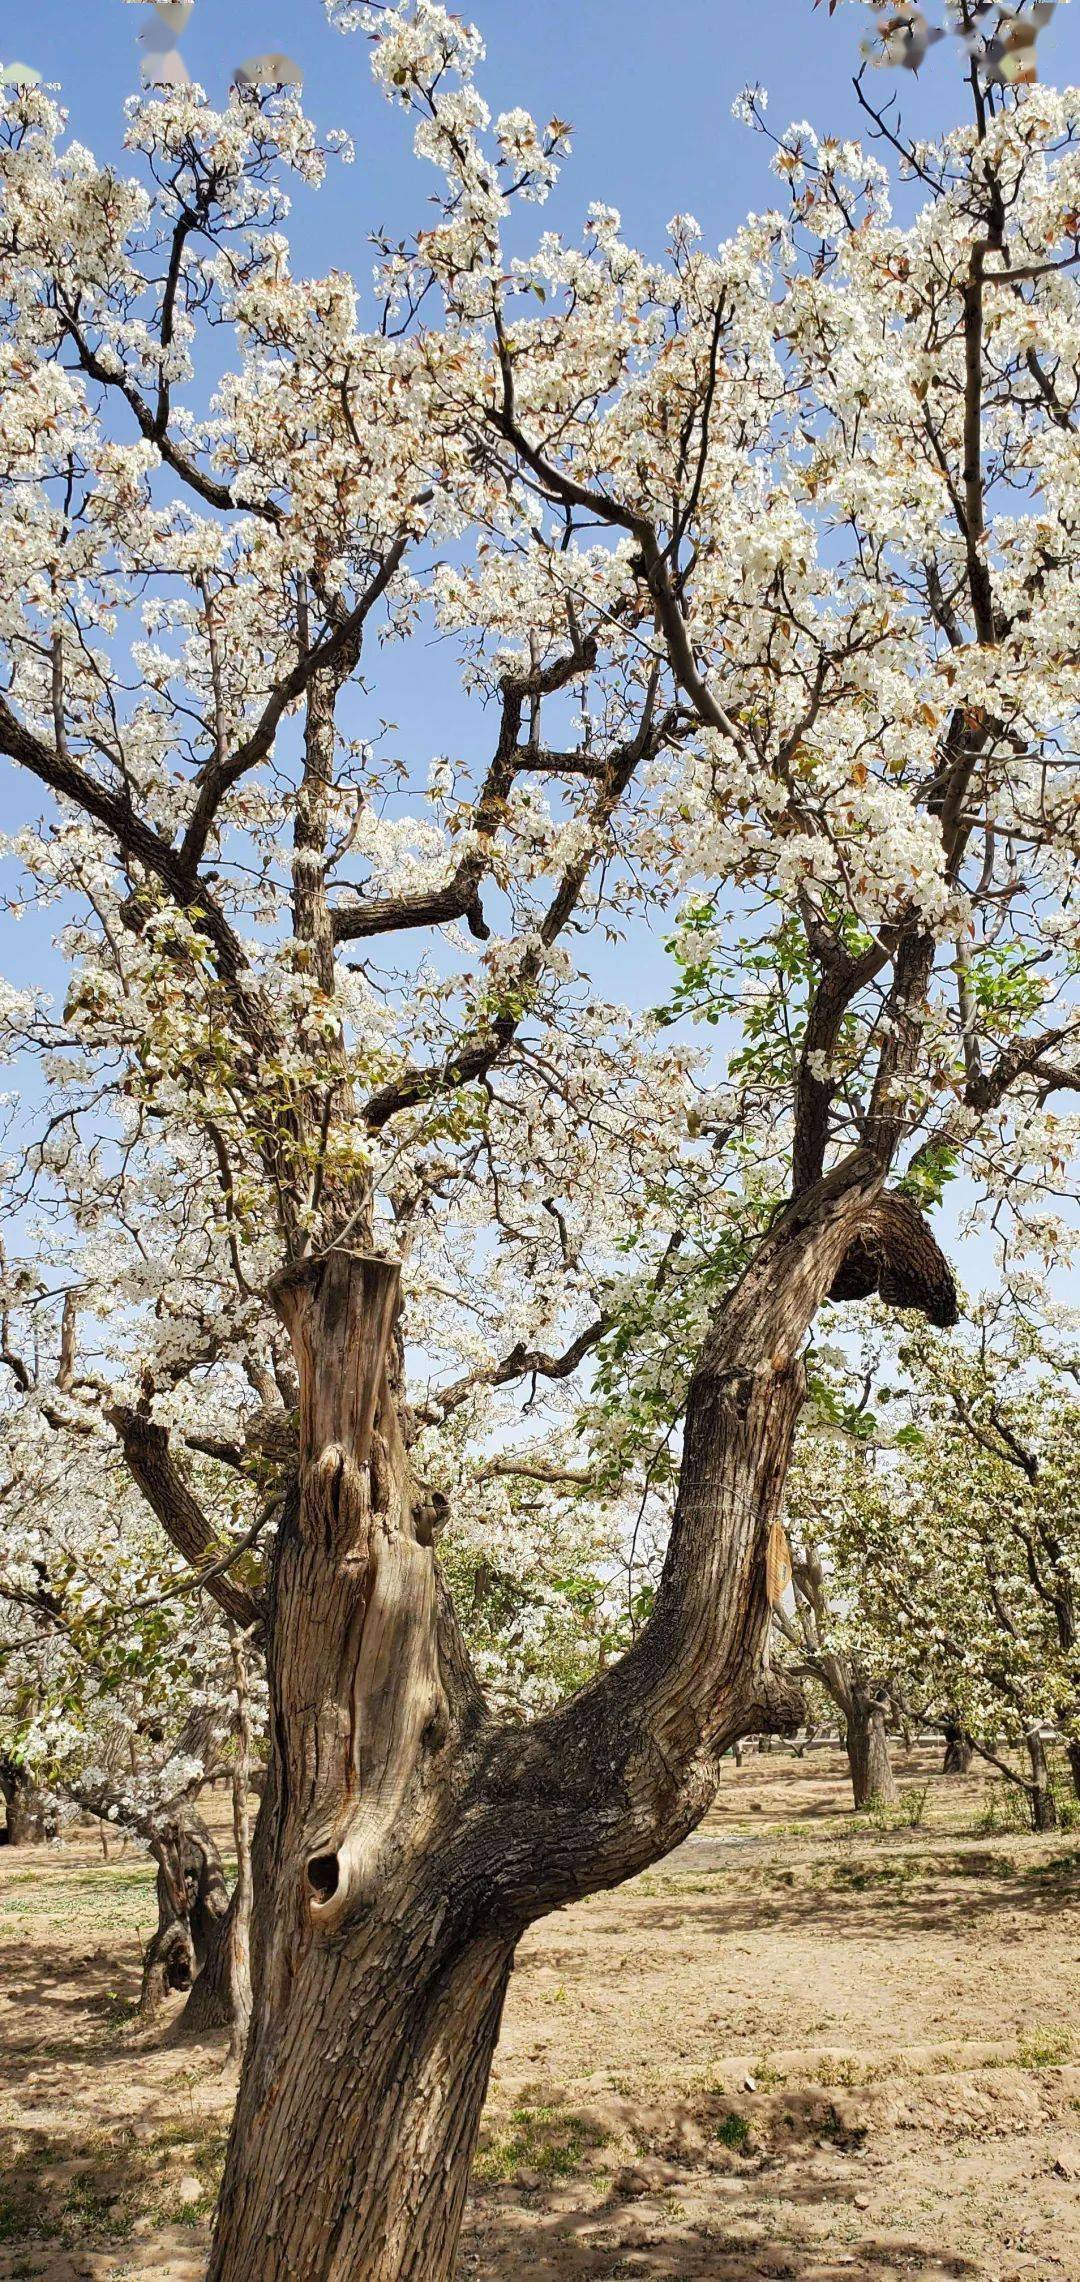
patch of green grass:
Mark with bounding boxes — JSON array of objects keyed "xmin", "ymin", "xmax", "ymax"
[
  {"xmin": 0, "ymin": 1861, "xmax": 157, "ymax": 1944},
  {"xmin": 0, "ymin": 2117, "xmax": 229, "ymax": 2255},
  {"xmin": 713, "ymin": 2110, "xmax": 751, "ymax": 2150},
  {"xmin": 855, "ymin": 1784, "xmax": 931, "ymax": 1834},
  {"xmin": 62, "ymin": 2169, "xmax": 134, "ymax": 2242},
  {"xmin": 829, "ymin": 1855, "xmax": 919, "ymax": 1895},
  {"xmin": 970, "ymin": 1778, "xmax": 1080, "ymax": 1838},
  {"xmin": 474, "ymin": 2102, "xmax": 608, "ymax": 2185},
  {"xmin": 1018, "ymin": 2024, "xmax": 1072, "ymax": 2069}
]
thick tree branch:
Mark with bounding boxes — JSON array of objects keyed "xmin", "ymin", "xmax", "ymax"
[{"xmin": 108, "ymin": 1405, "xmax": 264, "ymax": 1632}]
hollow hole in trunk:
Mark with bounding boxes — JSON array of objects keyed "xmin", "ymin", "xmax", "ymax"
[{"xmin": 306, "ymin": 1851, "xmax": 340, "ymax": 1903}]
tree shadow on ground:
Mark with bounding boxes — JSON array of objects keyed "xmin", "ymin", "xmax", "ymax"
[
  {"xmin": 0, "ymin": 2106, "xmax": 226, "ymax": 2266},
  {"xmin": 616, "ymin": 1842, "xmax": 1080, "ymax": 1944},
  {"xmin": 461, "ymin": 2190, "xmax": 982, "ymax": 2281},
  {"xmin": 460, "ymin": 2076, "xmax": 989, "ymax": 2282}
]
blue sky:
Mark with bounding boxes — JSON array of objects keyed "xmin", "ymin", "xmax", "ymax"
[
  {"xmin": 3, "ymin": 2, "xmax": 1079, "ymax": 1293},
  {"xmin": 20, "ymin": 0, "xmax": 1070, "ymax": 268},
  {"xmin": 6, "ymin": 1, "xmax": 1076, "ymax": 868},
  {"xmin": 8, "ymin": 0, "xmax": 1048, "ymax": 934}
]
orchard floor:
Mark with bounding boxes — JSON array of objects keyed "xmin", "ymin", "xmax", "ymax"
[{"xmin": 1, "ymin": 1750, "xmax": 1079, "ymax": 2282}]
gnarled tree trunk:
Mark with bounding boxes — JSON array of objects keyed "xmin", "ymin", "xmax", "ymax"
[
  {"xmin": 139, "ymin": 1810, "xmax": 230, "ymax": 2026},
  {"xmin": 845, "ymin": 1689, "xmax": 898, "ymax": 1811},
  {"xmin": 943, "ymin": 1721, "xmax": 973, "ymax": 1776},
  {"xmin": 209, "ymin": 1162, "xmax": 883, "ymax": 2282},
  {"xmin": 174, "ymin": 1880, "xmax": 241, "ymax": 2036},
  {"xmin": 0, "ymin": 1759, "xmax": 47, "ymax": 1845}
]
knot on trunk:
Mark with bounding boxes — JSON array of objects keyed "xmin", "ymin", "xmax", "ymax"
[
  {"xmin": 829, "ymin": 1191, "xmax": 958, "ymax": 1327},
  {"xmin": 305, "ymin": 1443, "xmax": 369, "ymax": 1544}
]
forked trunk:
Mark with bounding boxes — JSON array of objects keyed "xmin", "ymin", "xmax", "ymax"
[
  {"xmin": 845, "ymin": 1690, "xmax": 897, "ymax": 1811},
  {"xmin": 210, "ymin": 1161, "xmax": 885, "ymax": 2282}
]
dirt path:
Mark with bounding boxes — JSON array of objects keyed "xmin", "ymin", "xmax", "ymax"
[{"xmin": 2, "ymin": 1749, "xmax": 1078, "ymax": 2281}]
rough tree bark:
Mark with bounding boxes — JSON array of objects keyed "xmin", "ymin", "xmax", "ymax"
[
  {"xmin": 225, "ymin": 1629, "xmax": 255, "ymax": 2065},
  {"xmin": 139, "ymin": 1810, "xmax": 230, "ymax": 2026},
  {"xmin": 175, "ymin": 1886, "xmax": 240, "ymax": 2034},
  {"xmin": 0, "ymin": 1759, "xmax": 43, "ymax": 1846},
  {"xmin": 207, "ymin": 1156, "xmax": 886, "ymax": 2282},
  {"xmin": 943, "ymin": 1721, "xmax": 974, "ymax": 1776},
  {"xmin": 1026, "ymin": 1729, "xmax": 1058, "ymax": 1833},
  {"xmin": 845, "ymin": 1689, "xmax": 898, "ymax": 1812}
]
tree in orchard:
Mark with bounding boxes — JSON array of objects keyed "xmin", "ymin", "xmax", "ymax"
[
  {"xmin": 844, "ymin": 1312, "xmax": 1080, "ymax": 1831},
  {"xmin": 0, "ymin": 1314, "xmax": 265, "ymax": 2019},
  {"xmin": 3, "ymin": 2, "xmax": 1080, "ymax": 2271},
  {"xmin": 779, "ymin": 1366, "xmax": 906, "ymax": 1809}
]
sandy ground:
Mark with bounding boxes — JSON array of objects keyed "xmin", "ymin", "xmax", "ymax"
[{"xmin": 1, "ymin": 1748, "xmax": 1078, "ymax": 2282}]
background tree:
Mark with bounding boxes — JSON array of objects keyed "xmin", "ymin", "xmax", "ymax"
[
  {"xmin": 1, "ymin": 5, "xmax": 1080, "ymax": 2275},
  {"xmin": 844, "ymin": 1317, "xmax": 1080, "ymax": 1831},
  {"xmin": 0, "ymin": 1344, "xmax": 262, "ymax": 2014},
  {"xmin": 781, "ymin": 1383, "xmax": 905, "ymax": 1809}
]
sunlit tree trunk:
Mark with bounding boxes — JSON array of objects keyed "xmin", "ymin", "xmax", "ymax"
[
  {"xmin": 845, "ymin": 1689, "xmax": 898, "ymax": 1811},
  {"xmin": 209, "ymin": 1163, "xmax": 882, "ymax": 2281}
]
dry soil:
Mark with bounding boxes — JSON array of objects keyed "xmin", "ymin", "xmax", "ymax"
[{"xmin": 1, "ymin": 1747, "xmax": 1077, "ymax": 2282}]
